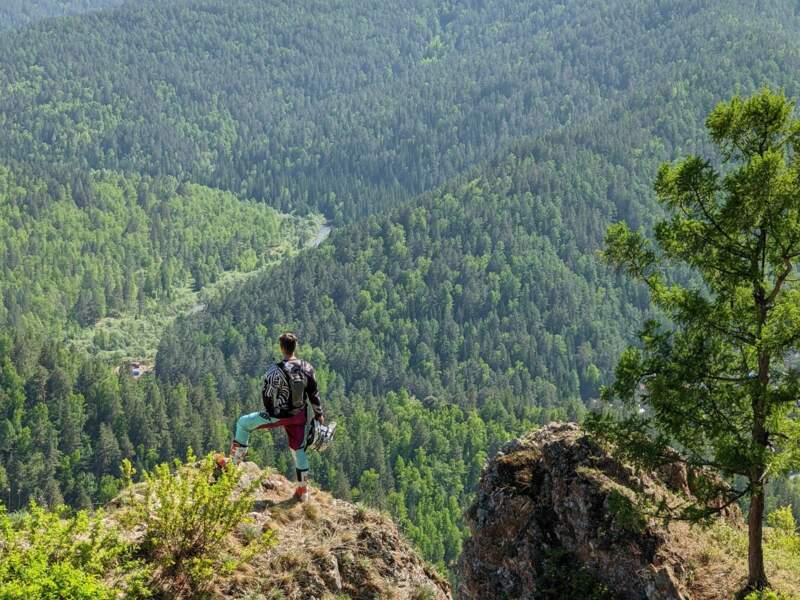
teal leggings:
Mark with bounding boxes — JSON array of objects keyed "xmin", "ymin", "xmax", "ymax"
[{"xmin": 234, "ymin": 411, "xmax": 309, "ymax": 473}]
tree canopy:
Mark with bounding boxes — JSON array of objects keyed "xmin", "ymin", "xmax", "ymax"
[
  {"xmin": 0, "ymin": 0, "xmax": 122, "ymax": 31},
  {"xmin": 1, "ymin": 0, "xmax": 800, "ymax": 580},
  {"xmin": 1, "ymin": 1, "xmax": 799, "ymax": 222},
  {"xmin": 590, "ymin": 89, "xmax": 800, "ymax": 592},
  {"xmin": 0, "ymin": 166, "xmax": 315, "ymax": 340}
]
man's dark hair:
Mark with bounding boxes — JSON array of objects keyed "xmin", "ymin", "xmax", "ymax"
[{"xmin": 279, "ymin": 332, "xmax": 298, "ymax": 355}]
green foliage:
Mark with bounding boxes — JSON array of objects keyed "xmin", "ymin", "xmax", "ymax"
[
  {"xmin": 0, "ymin": 0, "xmax": 122, "ymax": 31},
  {"xmin": 123, "ymin": 451, "xmax": 275, "ymax": 599},
  {"xmin": 0, "ymin": 168, "xmax": 314, "ymax": 341},
  {"xmin": 1, "ymin": 0, "xmax": 799, "ymax": 224},
  {"xmin": 767, "ymin": 506, "xmax": 797, "ymax": 536},
  {"xmin": 591, "ymin": 88, "xmax": 800, "ymax": 589},
  {"xmin": 766, "ymin": 476, "xmax": 800, "ymax": 525},
  {"xmin": 765, "ymin": 506, "xmax": 800, "ymax": 572},
  {"xmin": 0, "ymin": 502, "xmax": 149, "ymax": 599},
  {"xmin": 120, "ymin": 458, "xmax": 136, "ymax": 488},
  {"xmin": 537, "ymin": 548, "xmax": 613, "ymax": 600},
  {"xmin": 702, "ymin": 514, "xmax": 800, "ymax": 599},
  {"xmin": 410, "ymin": 584, "xmax": 438, "ymax": 600},
  {"xmin": 744, "ymin": 590, "xmax": 795, "ymax": 600}
]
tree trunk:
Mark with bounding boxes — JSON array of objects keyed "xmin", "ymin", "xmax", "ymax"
[
  {"xmin": 747, "ymin": 483, "xmax": 769, "ymax": 590},
  {"xmin": 747, "ymin": 280, "xmax": 770, "ymax": 591}
]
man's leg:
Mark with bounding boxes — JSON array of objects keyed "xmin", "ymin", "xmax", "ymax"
[
  {"xmin": 286, "ymin": 419, "xmax": 310, "ymax": 501},
  {"xmin": 292, "ymin": 447, "xmax": 310, "ymax": 486},
  {"xmin": 225, "ymin": 411, "xmax": 278, "ymax": 465}
]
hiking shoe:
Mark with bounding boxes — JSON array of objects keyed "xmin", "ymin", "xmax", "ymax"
[
  {"xmin": 294, "ymin": 485, "xmax": 310, "ymax": 502},
  {"xmin": 213, "ymin": 452, "xmax": 229, "ymax": 470}
]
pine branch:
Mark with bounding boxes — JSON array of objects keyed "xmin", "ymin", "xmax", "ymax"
[
  {"xmin": 765, "ymin": 257, "xmax": 794, "ymax": 306},
  {"xmin": 689, "ymin": 183, "xmax": 752, "ymax": 258}
]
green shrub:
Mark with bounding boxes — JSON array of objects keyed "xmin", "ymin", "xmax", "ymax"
[
  {"xmin": 410, "ymin": 584, "xmax": 438, "ymax": 600},
  {"xmin": 606, "ymin": 489, "xmax": 647, "ymax": 534},
  {"xmin": 537, "ymin": 548, "xmax": 613, "ymax": 600},
  {"xmin": 767, "ymin": 506, "xmax": 797, "ymax": 536},
  {"xmin": 0, "ymin": 503, "xmax": 149, "ymax": 600},
  {"xmin": 744, "ymin": 590, "xmax": 794, "ymax": 600},
  {"xmin": 763, "ymin": 505, "xmax": 800, "ymax": 579},
  {"xmin": 124, "ymin": 451, "xmax": 275, "ymax": 598}
]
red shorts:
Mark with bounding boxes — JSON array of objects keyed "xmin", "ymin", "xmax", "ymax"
[{"xmin": 256, "ymin": 411, "xmax": 307, "ymax": 450}]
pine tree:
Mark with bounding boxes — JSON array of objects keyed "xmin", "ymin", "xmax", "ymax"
[
  {"xmin": 590, "ymin": 89, "xmax": 800, "ymax": 592},
  {"xmin": 94, "ymin": 423, "xmax": 122, "ymax": 477}
]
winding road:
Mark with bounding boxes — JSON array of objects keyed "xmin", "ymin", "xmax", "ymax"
[{"xmin": 187, "ymin": 221, "xmax": 333, "ymax": 316}]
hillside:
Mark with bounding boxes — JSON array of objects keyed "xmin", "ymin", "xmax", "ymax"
[
  {"xmin": 1, "ymin": 0, "xmax": 800, "ymax": 582},
  {"xmin": 0, "ymin": 166, "xmax": 318, "ymax": 344},
  {"xmin": 145, "ymin": 0, "xmax": 800, "ymax": 398},
  {"xmin": 155, "ymin": 2, "xmax": 800, "ymax": 403},
  {"xmin": 1, "ymin": 1, "xmax": 798, "ymax": 221},
  {"xmin": 214, "ymin": 464, "xmax": 451, "ymax": 600},
  {"xmin": 153, "ymin": 48, "xmax": 800, "ymax": 569},
  {"xmin": 0, "ymin": 456, "xmax": 451, "ymax": 600},
  {"xmin": 0, "ymin": 0, "xmax": 123, "ymax": 31},
  {"xmin": 458, "ymin": 423, "xmax": 800, "ymax": 599}
]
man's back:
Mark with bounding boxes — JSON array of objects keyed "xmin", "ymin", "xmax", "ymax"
[{"xmin": 263, "ymin": 358, "xmax": 322, "ymax": 419}]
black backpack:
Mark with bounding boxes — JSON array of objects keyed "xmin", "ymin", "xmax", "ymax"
[{"xmin": 279, "ymin": 360, "xmax": 308, "ymax": 412}]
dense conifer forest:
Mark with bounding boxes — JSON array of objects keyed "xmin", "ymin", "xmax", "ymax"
[
  {"xmin": 1, "ymin": 0, "xmax": 799, "ymax": 578},
  {"xmin": 0, "ymin": 167, "xmax": 315, "ymax": 339},
  {"xmin": 0, "ymin": 0, "xmax": 123, "ymax": 30},
  {"xmin": 2, "ymin": 1, "xmax": 798, "ymax": 221}
]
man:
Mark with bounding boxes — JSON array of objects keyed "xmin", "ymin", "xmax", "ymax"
[{"xmin": 218, "ymin": 332, "xmax": 324, "ymax": 501}]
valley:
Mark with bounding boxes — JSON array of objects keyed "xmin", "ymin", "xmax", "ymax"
[{"xmin": 0, "ymin": 1, "xmax": 799, "ymax": 597}]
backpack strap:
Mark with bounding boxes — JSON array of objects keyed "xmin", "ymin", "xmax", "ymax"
[
  {"xmin": 275, "ymin": 359, "xmax": 290, "ymax": 383},
  {"xmin": 277, "ymin": 358, "xmax": 308, "ymax": 377}
]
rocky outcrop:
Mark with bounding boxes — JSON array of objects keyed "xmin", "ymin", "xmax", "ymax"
[
  {"xmin": 458, "ymin": 423, "xmax": 743, "ymax": 600},
  {"xmin": 112, "ymin": 462, "xmax": 450, "ymax": 600},
  {"xmin": 226, "ymin": 464, "xmax": 451, "ymax": 600}
]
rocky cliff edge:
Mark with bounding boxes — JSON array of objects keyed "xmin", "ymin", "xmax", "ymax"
[{"xmin": 458, "ymin": 422, "xmax": 746, "ymax": 600}]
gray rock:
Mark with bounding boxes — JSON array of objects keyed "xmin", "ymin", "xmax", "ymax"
[{"xmin": 458, "ymin": 422, "xmax": 736, "ymax": 600}]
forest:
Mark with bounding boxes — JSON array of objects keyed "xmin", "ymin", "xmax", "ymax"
[
  {"xmin": 0, "ymin": 0, "xmax": 122, "ymax": 31},
  {"xmin": 0, "ymin": 0, "xmax": 799, "ymax": 579},
  {"xmin": 1, "ymin": 1, "xmax": 797, "ymax": 222},
  {"xmin": 0, "ymin": 166, "xmax": 316, "ymax": 341}
]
